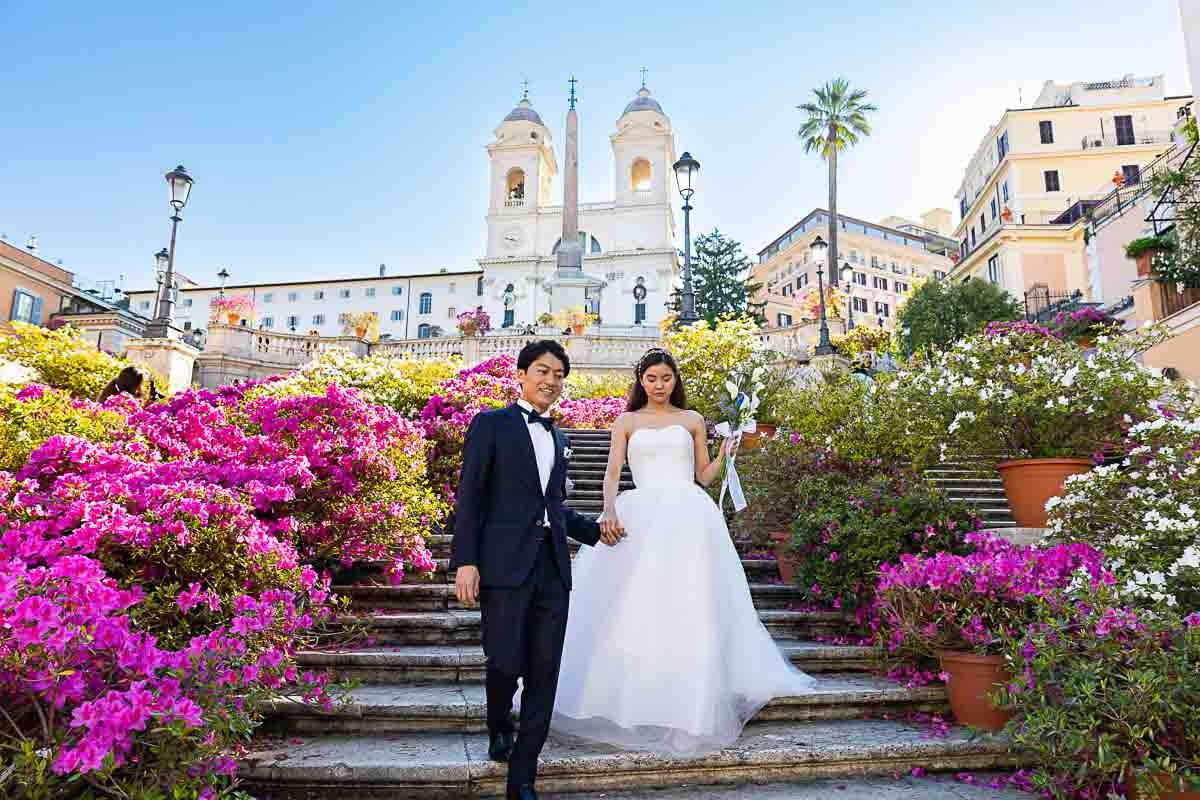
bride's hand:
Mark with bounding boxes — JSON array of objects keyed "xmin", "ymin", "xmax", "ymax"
[
  {"xmin": 720, "ymin": 437, "xmax": 739, "ymax": 459},
  {"xmin": 600, "ymin": 507, "xmax": 624, "ymax": 546}
]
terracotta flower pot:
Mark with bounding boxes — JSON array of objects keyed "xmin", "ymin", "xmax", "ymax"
[
  {"xmin": 1076, "ymin": 336, "xmax": 1094, "ymax": 350},
  {"xmin": 938, "ymin": 650, "xmax": 1012, "ymax": 732},
  {"xmin": 995, "ymin": 458, "xmax": 1093, "ymax": 528},
  {"xmin": 226, "ymin": 312, "xmax": 239, "ymax": 325},
  {"xmin": 741, "ymin": 423, "xmax": 778, "ymax": 451},
  {"xmin": 355, "ymin": 325, "xmax": 369, "ymax": 338},
  {"xmin": 1129, "ymin": 773, "xmax": 1200, "ymax": 800},
  {"xmin": 769, "ymin": 530, "xmax": 797, "ymax": 584},
  {"xmin": 572, "ymin": 324, "xmax": 586, "ymax": 335}
]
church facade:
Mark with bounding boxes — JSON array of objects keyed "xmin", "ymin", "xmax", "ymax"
[{"xmin": 478, "ymin": 87, "xmax": 680, "ymax": 331}]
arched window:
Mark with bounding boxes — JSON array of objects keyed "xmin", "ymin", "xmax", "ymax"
[
  {"xmin": 631, "ymin": 159, "xmax": 652, "ymax": 192},
  {"xmin": 506, "ymin": 168, "xmax": 525, "ymax": 206},
  {"xmin": 417, "ymin": 323, "xmax": 431, "ymax": 339},
  {"xmin": 419, "ymin": 292, "xmax": 432, "ymax": 314},
  {"xmin": 551, "ymin": 231, "xmax": 602, "ymax": 255}
]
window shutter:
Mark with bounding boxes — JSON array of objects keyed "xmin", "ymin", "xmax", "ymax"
[
  {"xmin": 9, "ymin": 290, "xmax": 19, "ymax": 321},
  {"xmin": 30, "ymin": 296, "xmax": 43, "ymax": 325}
]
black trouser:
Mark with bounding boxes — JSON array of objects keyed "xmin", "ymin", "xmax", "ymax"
[{"xmin": 480, "ymin": 534, "xmax": 568, "ymax": 798}]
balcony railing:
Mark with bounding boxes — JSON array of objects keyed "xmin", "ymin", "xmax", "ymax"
[
  {"xmin": 1161, "ymin": 283, "xmax": 1200, "ymax": 318},
  {"xmin": 504, "ymin": 197, "xmax": 525, "ymax": 208},
  {"xmin": 1080, "ymin": 130, "xmax": 1173, "ymax": 150}
]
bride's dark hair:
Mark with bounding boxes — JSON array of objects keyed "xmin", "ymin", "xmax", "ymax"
[{"xmin": 626, "ymin": 348, "xmax": 688, "ymax": 412}]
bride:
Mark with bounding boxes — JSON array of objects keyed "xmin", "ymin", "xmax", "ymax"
[{"xmin": 551, "ymin": 348, "xmax": 816, "ymax": 755}]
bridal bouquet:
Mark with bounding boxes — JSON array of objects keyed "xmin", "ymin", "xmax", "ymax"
[{"xmin": 715, "ymin": 365, "xmax": 765, "ymax": 512}]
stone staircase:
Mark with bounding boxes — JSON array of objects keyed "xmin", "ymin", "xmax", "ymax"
[
  {"xmin": 242, "ymin": 518, "xmax": 1019, "ymax": 796},
  {"xmin": 562, "ymin": 428, "xmax": 627, "ymax": 518}
]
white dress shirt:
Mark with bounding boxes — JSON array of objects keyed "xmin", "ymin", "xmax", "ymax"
[{"xmin": 517, "ymin": 399, "xmax": 556, "ymax": 525}]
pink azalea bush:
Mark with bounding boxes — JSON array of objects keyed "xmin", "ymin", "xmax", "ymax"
[
  {"xmin": 873, "ymin": 533, "xmax": 1112, "ymax": 661},
  {"xmin": 0, "ymin": 378, "xmax": 446, "ymax": 795},
  {"xmin": 553, "ymin": 396, "xmax": 624, "ymax": 430}
]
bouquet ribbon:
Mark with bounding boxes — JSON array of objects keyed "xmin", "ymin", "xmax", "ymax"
[{"xmin": 714, "ymin": 419, "xmax": 755, "ymax": 512}]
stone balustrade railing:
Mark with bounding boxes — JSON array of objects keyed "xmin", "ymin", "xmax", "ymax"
[{"xmin": 205, "ymin": 324, "xmax": 370, "ymax": 367}]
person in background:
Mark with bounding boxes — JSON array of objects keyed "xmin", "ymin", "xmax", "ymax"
[{"xmin": 97, "ymin": 365, "xmax": 160, "ymax": 404}]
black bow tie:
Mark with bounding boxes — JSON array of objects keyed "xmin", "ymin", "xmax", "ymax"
[{"xmin": 520, "ymin": 406, "xmax": 554, "ymax": 431}]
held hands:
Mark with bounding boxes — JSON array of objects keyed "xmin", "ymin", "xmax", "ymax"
[
  {"xmin": 599, "ymin": 507, "xmax": 626, "ymax": 546},
  {"xmin": 455, "ymin": 565, "xmax": 480, "ymax": 608}
]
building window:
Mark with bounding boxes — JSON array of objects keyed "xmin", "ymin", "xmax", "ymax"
[
  {"xmin": 338, "ymin": 313, "xmax": 349, "ymax": 325},
  {"xmin": 288, "ymin": 292, "xmax": 299, "ymax": 302},
  {"xmin": 980, "ymin": 213, "xmax": 986, "ymax": 233},
  {"xmin": 365, "ymin": 287, "xmax": 376, "ymax": 298},
  {"xmin": 853, "ymin": 297, "xmax": 869, "ymax": 313},
  {"xmin": 997, "ymin": 130, "xmax": 1009, "ymax": 160},
  {"xmin": 873, "ymin": 276, "xmax": 888, "ymax": 291},
  {"xmin": 971, "ymin": 228, "xmax": 977, "ymax": 248},
  {"xmin": 419, "ymin": 292, "xmax": 432, "ymax": 314},
  {"xmin": 261, "ymin": 317, "xmax": 273, "ymax": 329},
  {"xmin": 990, "ymin": 197, "xmax": 998, "ymax": 220},
  {"xmin": 391, "ymin": 310, "xmax": 403, "ymax": 321},
  {"xmin": 987, "ymin": 254, "xmax": 1001, "ymax": 284},
  {"xmin": 183, "ymin": 321, "xmax": 192, "ymax": 331},
  {"xmin": 776, "ymin": 312, "xmax": 792, "ymax": 327},
  {"xmin": 1001, "ymin": 181, "xmax": 1010, "ymax": 205},
  {"xmin": 850, "ymin": 249, "xmax": 859, "ymax": 264},
  {"xmin": 10, "ymin": 289, "xmax": 42, "ymax": 324},
  {"xmin": 447, "ymin": 306, "xmax": 456, "ymax": 320},
  {"xmin": 312, "ymin": 314, "xmax": 325, "ymax": 325},
  {"xmin": 1044, "ymin": 170, "xmax": 1061, "ymax": 192},
  {"xmin": 796, "ymin": 273, "xmax": 809, "ymax": 289},
  {"xmin": 139, "ymin": 300, "xmax": 151, "ymax": 311},
  {"xmin": 870, "ymin": 255, "xmax": 879, "ymax": 268},
  {"xmin": 262, "ymin": 293, "xmax": 273, "ymax": 303},
  {"xmin": 183, "ymin": 298, "xmax": 193, "ymax": 308},
  {"xmin": 875, "ymin": 301, "xmax": 890, "ymax": 317},
  {"xmin": 895, "ymin": 281, "xmax": 909, "ymax": 293},
  {"xmin": 1039, "ymin": 120, "xmax": 1054, "ymax": 144},
  {"xmin": 314, "ymin": 290, "xmax": 325, "ymax": 300},
  {"xmin": 1121, "ymin": 164, "xmax": 1141, "ymax": 185},
  {"xmin": 477, "ymin": 276, "xmax": 485, "ymax": 296},
  {"xmin": 934, "ymin": 270, "xmax": 947, "ymax": 280},
  {"xmin": 338, "ymin": 289, "xmax": 351, "ymax": 299},
  {"xmin": 853, "ymin": 271, "xmax": 867, "ymax": 286},
  {"xmin": 449, "ymin": 282, "xmax": 456, "ymax": 294},
  {"xmin": 392, "ymin": 286, "xmax": 402, "ymax": 296},
  {"xmin": 417, "ymin": 323, "xmax": 431, "ymax": 339},
  {"xmin": 1114, "ymin": 115, "xmax": 1135, "ymax": 146},
  {"xmin": 287, "ymin": 315, "xmax": 299, "ymax": 329},
  {"xmin": 959, "ymin": 196, "xmax": 968, "ymax": 219}
]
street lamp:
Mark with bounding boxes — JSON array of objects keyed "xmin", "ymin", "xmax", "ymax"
[
  {"xmin": 217, "ymin": 268, "xmax": 230, "ymax": 295},
  {"xmin": 840, "ymin": 262, "xmax": 856, "ymax": 331},
  {"xmin": 153, "ymin": 248, "xmax": 169, "ymax": 317},
  {"xmin": 672, "ymin": 151, "xmax": 700, "ymax": 327},
  {"xmin": 811, "ymin": 235, "xmax": 834, "ymax": 355},
  {"xmin": 146, "ymin": 165, "xmax": 194, "ymax": 338}
]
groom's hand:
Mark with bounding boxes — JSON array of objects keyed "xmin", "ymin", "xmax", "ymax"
[{"xmin": 455, "ymin": 565, "xmax": 480, "ymax": 607}]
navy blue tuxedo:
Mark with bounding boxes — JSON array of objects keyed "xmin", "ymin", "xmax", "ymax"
[{"xmin": 449, "ymin": 402, "xmax": 601, "ymax": 797}]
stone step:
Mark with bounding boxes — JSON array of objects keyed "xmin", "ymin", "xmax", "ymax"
[
  {"xmin": 335, "ymin": 582, "xmax": 806, "ymax": 612},
  {"xmin": 296, "ymin": 640, "xmax": 878, "ymax": 683},
  {"xmin": 239, "ymin": 718, "xmax": 1016, "ymax": 798},
  {"xmin": 570, "ymin": 478, "xmax": 636, "ymax": 491},
  {"xmin": 371, "ymin": 556, "xmax": 777, "ymax": 586},
  {"xmin": 262, "ymin": 674, "xmax": 945, "ymax": 735},
  {"xmin": 928, "ymin": 477, "xmax": 1004, "ymax": 487},
  {"xmin": 545, "ymin": 776, "xmax": 1029, "ymax": 800},
  {"xmin": 333, "ymin": 608, "xmax": 853, "ymax": 646}
]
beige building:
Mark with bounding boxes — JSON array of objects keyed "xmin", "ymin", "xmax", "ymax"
[
  {"xmin": 950, "ymin": 75, "xmax": 1191, "ymax": 299},
  {"xmin": 753, "ymin": 209, "xmax": 956, "ymax": 330}
]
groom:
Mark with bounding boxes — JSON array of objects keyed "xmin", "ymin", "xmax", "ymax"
[{"xmin": 451, "ymin": 340, "xmax": 617, "ymax": 800}]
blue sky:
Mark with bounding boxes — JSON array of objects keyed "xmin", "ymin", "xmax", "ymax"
[{"xmin": 0, "ymin": 0, "xmax": 1190, "ymax": 292}]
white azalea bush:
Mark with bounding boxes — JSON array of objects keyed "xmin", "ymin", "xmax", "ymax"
[
  {"xmin": 260, "ymin": 348, "xmax": 462, "ymax": 417},
  {"xmin": 1046, "ymin": 412, "xmax": 1200, "ymax": 610},
  {"xmin": 887, "ymin": 323, "xmax": 1188, "ymax": 464}
]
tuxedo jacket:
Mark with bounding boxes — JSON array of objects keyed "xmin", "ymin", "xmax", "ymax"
[{"xmin": 450, "ymin": 403, "xmax": 601, "ymax": 589}]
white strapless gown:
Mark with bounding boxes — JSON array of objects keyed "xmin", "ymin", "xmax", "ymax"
[{"xmin": 551, "ymin": 424, "xmax": 816, "ymax": 755}]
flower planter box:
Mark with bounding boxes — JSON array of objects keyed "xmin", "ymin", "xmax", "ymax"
[
  {"xmin": 938, "ymin": 650, "xmax": 1012, "ymax": 732},
  {"xmin": 769, "ymin": 530, "xmax": 797, "ymax": 584},
  {"xmin": 995, "ymin": 458, "xmax": 1093, "ymax": 528},
  {"xmin": 741, "ymin": 423, "xmax": 777, "ymax": 451}
]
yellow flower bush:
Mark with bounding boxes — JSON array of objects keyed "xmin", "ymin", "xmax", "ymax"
[
  {"xmin": 261, "ymin": 349, "xmax": 461, "ymax": 417},
  {"xmin": 830, "ymin": 325, "xmax": 895, "ymax": 357},
  {"xmin": 0, "ymin": 384, "xmax": 130, "ymax": 471},
  {"xmin": 563, "ymin": 371, "xmax": 632, "ymax": 400},
  {"xmin": 664, "ymin": 316, "xmax": 762, "ymax": 421},
  {"xmin": 0, "ymin": 322, "xmax": 134, "ymax": 399}
]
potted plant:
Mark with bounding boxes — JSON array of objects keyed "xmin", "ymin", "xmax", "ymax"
[
  {"xmin": 728, "ymin": 437, "xmax": 808, "ymax": 582},
  {"xmin": 875, "ymin": 533, "xmax": 1110, "ymax": 732},
  {"xmin": 1051, "ymin": 306, "xmax": 1121, "ymax": 349},
  {"xmin": 890, "ymin": 324, "xmax": 1176, "ymax": 528},
  {"xmin": 455, "ymin": 307, "xmax": 492, "ymax": 337},
  {"xmin": 343, "ymin": 311, "xmax": 379, "ymax": 339},
  {"xmin": 209, "ymin": 294, "xmax": 254, "ymax": 326},
  {"xmin": 998, "ymin": 584, "xmax": 1200, "ymax": 800}
]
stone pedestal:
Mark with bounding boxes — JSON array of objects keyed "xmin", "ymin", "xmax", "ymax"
[
  {"xmin": 124, "ymin": 337, "xmax": 199, "ymax": 394},
  {"xmin": 809, "ymin": 352, "xmax": 850, "ymax": 373},
  {"xmin": 982, "ymin": 527, "xmax": 1051, "ymax": 546}
]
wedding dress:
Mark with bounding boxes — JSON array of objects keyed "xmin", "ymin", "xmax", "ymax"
[{"xmin": 551, "ymin": 424, "xmax": 817, "ymax": 755}]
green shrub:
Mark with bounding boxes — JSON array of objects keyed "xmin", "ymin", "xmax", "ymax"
[
  {"xmin": 0, "ymin": 384, "xmax": 128, "ymax": 471},
  {"xmin": 0, "ymin": 322, "xmax": 133, "ymax": 398}
]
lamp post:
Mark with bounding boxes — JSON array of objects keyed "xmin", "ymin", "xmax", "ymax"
[
  {"xmin": 153, "ymin": 248, "xmax": 169, "ymax": 318},
  {"xmin": 672, "ymin": 151, "xmax": 700, "ymax": 327},
  {"xmin": 217, "ymin": 268, "xmax": 230, "ymax": 296},
  {"xmin": 146, "ymin": 165, "xmax": 194, "ymax": 338},
  {"xmin": 812, "ymin": 235, "xmax": 834, "ymax": 355},
  {"xmin": 840, "ymin": 262, "xmax": 855, "ymax": 331}
]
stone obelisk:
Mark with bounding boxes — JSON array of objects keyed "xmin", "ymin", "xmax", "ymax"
[{"xmin": 557, "ymin": 77, "xmax": 583, "ymax": 276}]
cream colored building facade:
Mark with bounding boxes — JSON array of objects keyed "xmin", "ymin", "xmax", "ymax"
[
  {"xmin": 950, "ymin": 75, "xmax": 1191, "ymax": 298},
  {"xmin": 753, "ymin": 209, "xmax": 956, "ymax": 330}
]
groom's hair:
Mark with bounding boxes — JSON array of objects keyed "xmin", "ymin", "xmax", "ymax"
[{"xmin": 517, "ymin": 340, "xmax": 571, "ymax": 377}]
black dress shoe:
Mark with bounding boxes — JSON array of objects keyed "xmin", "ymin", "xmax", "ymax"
[
  {"xmin": 488, "ymin": 729, "xmax": 514, "ymax": 763},
  {"xmin": 511, "ymin": 784, "xmax": 538, "ymax": 800}
]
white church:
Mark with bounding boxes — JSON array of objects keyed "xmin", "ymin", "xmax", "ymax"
[{"xmin": 477, "ymin": 84, "xmax": 681, "ymax": 331}]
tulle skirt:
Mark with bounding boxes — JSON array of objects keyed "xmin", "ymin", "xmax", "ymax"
[{"xmin": 550, "ymin": 483, "xmax": 817, "ymax": 756}]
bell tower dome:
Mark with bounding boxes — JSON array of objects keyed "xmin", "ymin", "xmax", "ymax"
[{"xmin": 611, "ymin": 85, "xmax": 675, "ymax": 208}]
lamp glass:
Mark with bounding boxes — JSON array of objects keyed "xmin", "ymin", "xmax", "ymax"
[
  {"xmin": 165, "ymin": 166, "xmax": 194, "ymax": 209},
  {"xmin": 810, "ymin": 235, "xmax": 828, "ymax": 265},
  {"xmin": 673, "ymin": 152, "xmax": 699, "ymax": 196},
  {"xmin": 154, "ymin": 251, "xmax": 168, "ymax": 277}
]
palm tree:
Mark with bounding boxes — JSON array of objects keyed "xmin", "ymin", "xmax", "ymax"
[{"xmin": 798, "ymin": 79, "xmax": 877, "ymax": 287}]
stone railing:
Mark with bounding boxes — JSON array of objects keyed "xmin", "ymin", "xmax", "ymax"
[
  {"xmin": 373, "ymin": 330, "xmax": 661, "ymax": 372},
  {"xmin": 204, "ymin": 324, "xmax": 369, "ymax": 367}
]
